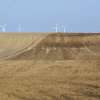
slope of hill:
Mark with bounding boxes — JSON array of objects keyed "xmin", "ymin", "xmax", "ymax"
[
  {"xmin": 8, "ymin": 33, "xmax": 100, "ymax": 60},
  {"xmin": 0, "ymin": 33, "xmax": 100, "ymax": 100},
  {"xmin": 0, "ymin": 33, "xmax": 47, "ymax": 60}
]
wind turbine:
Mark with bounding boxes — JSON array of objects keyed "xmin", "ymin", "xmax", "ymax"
[
  {"xmin": 18, "ymin": 24, "xmax": 22, "ymax": 32},
  {"xmin": 53, "ymin": 24, "xmax": 59, "ymax": 33},
  {"xmin": 0, "ymin": 24, "xmax": 7, "ymax": 32},
  {"xmin": 62, "ymin": 25, "xmax": 66, "ymax": 33}
]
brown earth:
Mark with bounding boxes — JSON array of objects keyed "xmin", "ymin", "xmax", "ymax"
[
  {"xmin": 10, "ymin": 33, "xmax": 100, "ymax": 60},
  {"xmin": 0, "ymin": 33, "xmax": 99, "ymax": 100}
]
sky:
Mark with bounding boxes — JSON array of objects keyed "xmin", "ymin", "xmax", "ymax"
[{"xmin": 0, "ymin": 0, "xmax": 100, "ymax": 32}]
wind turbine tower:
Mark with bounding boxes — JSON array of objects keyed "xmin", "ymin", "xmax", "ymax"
[
  {"xmin": 18, "ymin": 24, "xmax": 22, "ymax": 32},
  {"xmin": 62, "ymin": 25, "xmax": 66, "ymax": 33},
  {"xmin": 0, "ymin": 24, "xmax": 7, "ymax": 32},
  {"xmin": 53, "ymin": 24, "xmax": 59, "ymax": 33}
]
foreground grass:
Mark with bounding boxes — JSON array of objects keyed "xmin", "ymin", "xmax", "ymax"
[{"xmin": 0, "ymin": 60, "xmax": 99, "ymax": 100}]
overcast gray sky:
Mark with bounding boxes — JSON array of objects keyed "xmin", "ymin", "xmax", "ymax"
[{"xmin": 0, "ymin": 0, "xmax": 100, "ymax": 32}]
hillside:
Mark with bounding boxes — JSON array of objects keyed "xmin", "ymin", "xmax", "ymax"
[
  {"xmin": 0, "ymin": 33, "xmax": 100, "ymax": 100},
  {"xmin": 0, "ymin": 33, "xmax": 47, "ymax": 60},
  {"xmin": 8, "ymin": 33, "xmax": 100, "ymax": 60}
]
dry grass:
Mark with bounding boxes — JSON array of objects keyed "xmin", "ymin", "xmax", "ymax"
[
  {"xmin": 0, "ymin": 60, "xmax": 99, "ymax": 100},
  {"xmin": 0, "ymin": 33, "xmax": 47, "ymax": 59},
  {"xmin": 10, "ymin": 33, "xmax": 100, "ymax": 60},
  {"xmin": 0, "ymin": 33, "xmax": 99, "ymax": 100}
]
